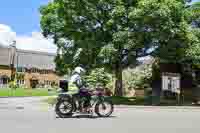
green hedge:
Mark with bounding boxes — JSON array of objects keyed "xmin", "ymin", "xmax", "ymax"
[{"xmin": 44, "ymin": 96, "xmax": 146, "ymax": 105}]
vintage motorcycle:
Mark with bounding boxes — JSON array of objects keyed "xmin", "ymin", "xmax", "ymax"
[{"xmin": 55, "ymin": 88, "xmax": 114, "ymax": 118}]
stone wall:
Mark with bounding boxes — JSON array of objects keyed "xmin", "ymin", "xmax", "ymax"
[
  {"xmin": 23, "ymin": 71, "xmax": 60, "ymax": 88},
  {"xmin": 0, "ymin": 67, "xmax": 11, "ymax": 77}
]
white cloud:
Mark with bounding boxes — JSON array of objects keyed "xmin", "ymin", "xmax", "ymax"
[
  {"xmin": 16, "ymin": 32, "xmax": 57, "ymax": 53},
  {"xmin": 0, "ymin": 24, "xmax": 57, "ymax": 53},
  {"xmin": 0, "ymin": 24, "xmax": 16, "ymax": 47}
]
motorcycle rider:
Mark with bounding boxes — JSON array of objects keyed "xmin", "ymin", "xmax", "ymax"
[
  {"xmin": 68, "ymin": 66, "xmax": 86, "ymax": 93},
  {"xmin": 68, "ymin": 66, "xmax": 91, "ymax": 113}
]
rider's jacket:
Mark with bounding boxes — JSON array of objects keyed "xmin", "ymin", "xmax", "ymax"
[{"xmin": 68, "ymin": 73, "xmax": 84, "ymax": 94}]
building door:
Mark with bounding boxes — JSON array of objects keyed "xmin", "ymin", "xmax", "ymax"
[{"xmin": 30, "ymin": 80, "xmax": 38, "ymax": 88}]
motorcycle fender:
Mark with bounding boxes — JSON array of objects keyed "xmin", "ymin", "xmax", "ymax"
[{"xmin": 57, "ymin": 94, "xmax": 72, "ymax": 101}]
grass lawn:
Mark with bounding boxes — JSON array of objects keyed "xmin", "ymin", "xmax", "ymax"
[{"xmin": 0, "ymin": 88, "xmax": 57, "ymax": 97}]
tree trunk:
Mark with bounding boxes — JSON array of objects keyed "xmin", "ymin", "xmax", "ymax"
[{"xmin": 114, "ymin": 63, "xmax": 123, "ymax": 96}]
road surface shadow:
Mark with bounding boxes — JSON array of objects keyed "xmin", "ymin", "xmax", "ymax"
[
  {"xmin": 0, "ymin": 106, "xmax": 24, "ymax": 110},
  {"xmin": 56, "ymin": 115, "xmax": 116, "ymax": 119}
]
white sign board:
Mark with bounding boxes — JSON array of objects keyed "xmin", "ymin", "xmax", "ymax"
[{"xmin": 162, "ymin": 73, "xmax": 181, "ymax": 93}]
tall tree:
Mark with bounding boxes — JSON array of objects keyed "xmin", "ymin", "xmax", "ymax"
[{"xmin": 40, "ymin": 0, "xmax": 140, "ymax": 96}]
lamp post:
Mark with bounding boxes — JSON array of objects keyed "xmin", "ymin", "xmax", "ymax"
[{"xmin": 10, "ymin": 40, "xmax": 16, "ymax": 82}]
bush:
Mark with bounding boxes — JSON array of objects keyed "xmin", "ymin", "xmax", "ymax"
[
  {"xmin": 84, "ymin": 68, "xmax": 112, "ymax": 88},
  {"xmin": 9, "ymin": 80, "xmax": 18, "ymax": 90},
  {"xmin": 123, "ymin": 62, "xmax": 153, "ymax": 92}
]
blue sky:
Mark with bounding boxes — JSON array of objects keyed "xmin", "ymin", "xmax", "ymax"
[
  {"xmin": 0, "ymin": 0, "xmax": 49, "ymax": 35},
  {"xmin": 0, "ymin": 0, "xmax": 199, "ymax": 35}
]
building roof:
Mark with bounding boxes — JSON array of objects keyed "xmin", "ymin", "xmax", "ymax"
[
  {"xmin": 15, "ymin": 49, "xmax": 56, "ymax": 70},
  {"xmin": 0, "ymin": 46, "xmax": 57, "ymax": 70},
  {"xmin": 0, "ymin": 47, "xmax": 11, "ymax": 66}
]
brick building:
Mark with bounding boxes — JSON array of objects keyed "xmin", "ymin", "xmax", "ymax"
[{"xmin": 0, "ymin": 44, "xmax": 61, "ymax": 88}]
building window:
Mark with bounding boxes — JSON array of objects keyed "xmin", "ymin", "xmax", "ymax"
[
  {"xmin": 17, "ymin": 79, "xmax": 25, "ymax": 85},
  {"xmin": 31, "ymin": 69, "xmax": 34, "ymax": 73},
  {"xmin": 41, "ymin": 70, "xmax": 45, "ymax": 74},
  {"xmin": 44, "ymin": 80, "xmax": 52, "ymax": 87},
  {"xmin": 0, "ymin": 76, "xmax": 9, "ymax": 88},
  {"xmin": 17, "ymin": 67, "xmax": 26, "ymax": 73},
  {"xmin": 41, "ymin": 70, "xmax": 50, "ymax": 74},
  {"xmin": 46, "ymin": 70, "xmax": 48, "ymax": 74},
  {"xmin": 0, "ymin": 76, "xmax": 9, "ymax": 85},
  {"xmin": 31, "ymin": 68, "xmax": 38, "ymax": 73}
]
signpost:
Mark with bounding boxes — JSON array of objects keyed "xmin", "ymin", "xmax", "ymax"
[{"xmin": 162, "ymin": 72, "xmax": 181, "ymax": 104}]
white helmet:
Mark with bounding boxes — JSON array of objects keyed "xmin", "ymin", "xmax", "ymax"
[{"xmin": 73, "ymin": 66, "xmax": 86, "ymax": 75}]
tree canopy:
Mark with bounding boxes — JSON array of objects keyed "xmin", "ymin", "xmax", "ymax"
[{"xmin": 40, "ymin": 0, "xmax": 200, "ymax": 96}]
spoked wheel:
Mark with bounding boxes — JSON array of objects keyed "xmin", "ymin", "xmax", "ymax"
[
  {"xmin": 55, "ymin": 100, "xmax": 73, "ymax": 118},
  {"xmin": 95, "ymin": 100, "xmax": 114, "ymax": 117}
]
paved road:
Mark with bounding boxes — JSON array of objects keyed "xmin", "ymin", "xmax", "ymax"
[{"xmin": 0, "ymin": 97, "xmax": 200, "ymax": 133}]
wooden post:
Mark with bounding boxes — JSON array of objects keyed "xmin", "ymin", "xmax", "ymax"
[{"xmin": 176, "ymin": 89, "xmax": 181, "ymax": 106}]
